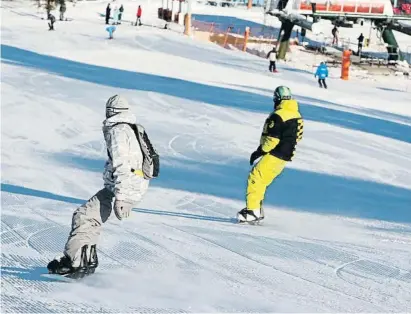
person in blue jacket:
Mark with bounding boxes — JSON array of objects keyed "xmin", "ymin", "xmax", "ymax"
[
  {"xmin": 314, "ymin": 61, "xmax": 328, "ymax": 89},
  {"xmin": 106, "ymin": 25, "xmax": 116, "ymax": 39}
]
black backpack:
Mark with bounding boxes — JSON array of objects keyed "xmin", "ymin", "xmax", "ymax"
[{"xmin": 108, "ymin": 123, "xmax": 160, "ymax": 179}]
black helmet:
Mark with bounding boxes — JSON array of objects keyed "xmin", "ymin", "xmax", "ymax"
[{"xmin": 273, "ymin": 86, "xmax": 292, "ymax": 108}]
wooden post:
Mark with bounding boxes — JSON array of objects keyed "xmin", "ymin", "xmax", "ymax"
[
  {"xmin": 234, "ymin": 28, "xmax": 239, "ymax": 48},
  {"xmin": 223, "ymin": 27, "xmax": 231, "ymax": 48},
  {"xmin": 184, "ymin": 0, "xmax": 192, "ymax": 36},
  {"xmin": 341, "ymin": 50, "xmax": 351, "ymax": 80},
  {"xmin": 209, "ymin": 22, "xmax": 215, "ymax": 34},
  {"xmin": 243, "ymin": 27, "xmax": 250, "ymax": 52},
  {"xmin": 184, "ymin": 13, "xmax": 191, "ymax": 35}
]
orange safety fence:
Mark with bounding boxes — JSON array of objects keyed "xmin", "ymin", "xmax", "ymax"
[{"xmin": 192, "ymin": 20, "xmax": 279, "ymax": 52}]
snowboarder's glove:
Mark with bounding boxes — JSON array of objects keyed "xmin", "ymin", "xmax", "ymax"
[
  {"xmin": 249, "ymin": 147, "xmax": 265, "ymax": 166},
  {"xmin": 114, "ymin": 199, "xmax": 134, "ymax": 220}
]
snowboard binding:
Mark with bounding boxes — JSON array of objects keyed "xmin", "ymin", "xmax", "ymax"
[
  {"xmin": 237, "ymin": 207, "xmax": 265, "ymax": 225},
  {"xmin": 47, "ymin": 244, "xmax": 98, "ymax": 279}
]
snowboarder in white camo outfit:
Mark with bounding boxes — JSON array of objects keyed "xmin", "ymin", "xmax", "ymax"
[{"xmin": 47, "ymin": 95, "xmax": 158, "ymax": 278}]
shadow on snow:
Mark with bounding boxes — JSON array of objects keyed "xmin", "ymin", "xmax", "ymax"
[
  {"xmin": 1, "ymin": 45, "xmax": 410, "ymax": 223},
  {"xmin": 0, "ymin": 183, "xmax": 237, "ymax": 224},
  {"xmin": 3, "ymin": 151, "xmax": 410, "ymax": 223},
  {"xmin": 2, "ymin": 44, "xmax": 411, "ymax": 144},
  {"xmin": 0, "ymin": 266, "xmax": 55, "ymax": 283}
]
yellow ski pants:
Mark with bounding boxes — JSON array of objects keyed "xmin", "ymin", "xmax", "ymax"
[{"xmin": 246, "ymin": 154, "xmax": 287, "ymax": 209}]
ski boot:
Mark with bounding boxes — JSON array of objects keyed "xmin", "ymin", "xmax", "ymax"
[
  {"xmin": 237, "ymin": 207, "xmax": 264, "ymax": 225},
  {"xmin": 47, "ymin": 254, "xmax": 76, "ymax": 277}
]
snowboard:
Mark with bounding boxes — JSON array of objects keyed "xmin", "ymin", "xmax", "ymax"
[
  {"xmin": 41, "ymin": 273, "xmax": 77, "ymax": 283},
  {"xmin": 237, "ymin": 220, "xmax": 264, "ymax": 226},
  {"xmin": 41, "ymin": 270, "xmax": 95, "ymax": 282}
]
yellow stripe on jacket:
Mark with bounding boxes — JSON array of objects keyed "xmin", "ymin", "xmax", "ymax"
[{"xmin": 132, "ymin": 169, "xmax": 144, "ymax": 177}]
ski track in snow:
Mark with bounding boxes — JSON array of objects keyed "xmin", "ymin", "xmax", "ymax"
[{"xmin": 1, "ymin": 1, "xmax": 411, "ymax": 312}]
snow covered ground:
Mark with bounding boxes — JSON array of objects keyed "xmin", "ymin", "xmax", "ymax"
[{"xmin": 1, "ymin": 0, "xmax": 411, "ymax": 312}]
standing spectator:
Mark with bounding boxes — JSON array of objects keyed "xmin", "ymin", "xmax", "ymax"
[
  {"xmin": 46, "ymin": 1, "xmax": 52, "ymax": 20},
  {"xmin": 59, "ymin": 1, "xmax": 66, "ymax": 21},
  {"xmin": 119, "ymin": 5, "xmax": 124, "ymax": 24},
  {"xmin": 267, "ymin": 47, "xmax": 278, "ymax": 73},
  {"xmin": 112, "ymin": 6, "xmax": 119, "ymax": 25},
  {"xmin": 301, "ymin": 28, "xmax": 306, "ymax": 45},
  {"xmin": 357, "ymin": 33, "xmax": 364, "ymax": 55},
  {"xmin": 314, "ymin": 61, "xmax": 329, "ymax": 89},
  {"xmin": 332, "ymin": 25, "xmax": 338, "ymax": 45},
  {"xmin": 136, "ymin": 5, "xmax": 142, "ymax": 26},
  {"xmin": 105, "ymin": 3, "xmax": 111, "ymax": 25}
]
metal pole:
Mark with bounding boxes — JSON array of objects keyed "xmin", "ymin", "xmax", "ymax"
[{"xmin": 368, "ymin": 21, "xmax": 372, "ymax": 46}]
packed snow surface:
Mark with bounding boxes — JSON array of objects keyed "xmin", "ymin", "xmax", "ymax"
[{"xmin": 1, "ymin": 0, "xmax": 411, "ymax": 312}]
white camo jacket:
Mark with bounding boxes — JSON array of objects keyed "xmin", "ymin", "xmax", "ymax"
[{"xmin": 102, "ymin": 111, "xmax": 149, "ymax": 203}]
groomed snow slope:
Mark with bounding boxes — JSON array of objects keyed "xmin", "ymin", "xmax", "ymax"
[{"xmin": 1, "ymin": 1, "xmax": 411, "ymax": 312}]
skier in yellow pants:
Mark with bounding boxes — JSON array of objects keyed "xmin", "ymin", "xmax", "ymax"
[{"xmin": 237, "ymin": 86, "xmax": 304, "ymax": 223}]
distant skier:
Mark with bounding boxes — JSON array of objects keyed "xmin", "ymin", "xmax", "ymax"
[
  {"xmin": 119, "ymin": 5, "xmax": 124, "ymax": 23},
  {"xmin": 136, "ymin": 5, "xmax": 142, "ymax": 26},
  {"xmin": 237, "ymin": 86, "xmax": 304, "ymax": 223},
  {"xmin": 357, "ymin": 33, "xmax": 364, "ymax": 55},
  {"xmin": 48, "ymin": 14, "xmax": 56, "ymax": 30},
  {"xmin": 47, "ymin": 95, "xmax": 159, "ymax": 278},
  {"xmin": 332, "ymin": 25, "xmax": 338, "ymax": 45},
  {"xmin": 105, "ymin": 3, "xmax": 111, "ymax": 25},
  {"xmin": 314, "ymin": 61, "xmax": 328, "ymax": 89},
  {"xmin": 267, "ymin": 47, "xmax": 278, "ymax": 73},
  {"xmin": 106, "ymin": 25, "xmax": 116, "ymax": 39}
]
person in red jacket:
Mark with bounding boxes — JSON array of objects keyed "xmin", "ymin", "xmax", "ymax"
[{"xmin": 136, "ymin": 5, "xmax": 142, "ymax": 26}]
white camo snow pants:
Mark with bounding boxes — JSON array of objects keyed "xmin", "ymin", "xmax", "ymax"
[{"xmin": 64, "ymin": 188, "xmax": 115, "ymax": 266}]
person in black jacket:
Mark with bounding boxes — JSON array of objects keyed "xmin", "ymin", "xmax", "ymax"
[
  {"xmin": 357, "ymin": 33, "xmax": 364, "ymax": 55},
  {"xmin": 105, "ymin": 4, "xmax": 111, "ymax": 25},
  {"xmin": 48, "ymin": 14, "xmax": 56, "ymax": 30},
  {"xmin": 59, "ymin": 2, "xmax": 66, "ymax": 21},
  {"xmin": 119, "ymin": 5, "xmax": 124, "ymax": 23},
  {"xmin": 267, "ymin": 47, "xmax": 278, "ymax": 73}
]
